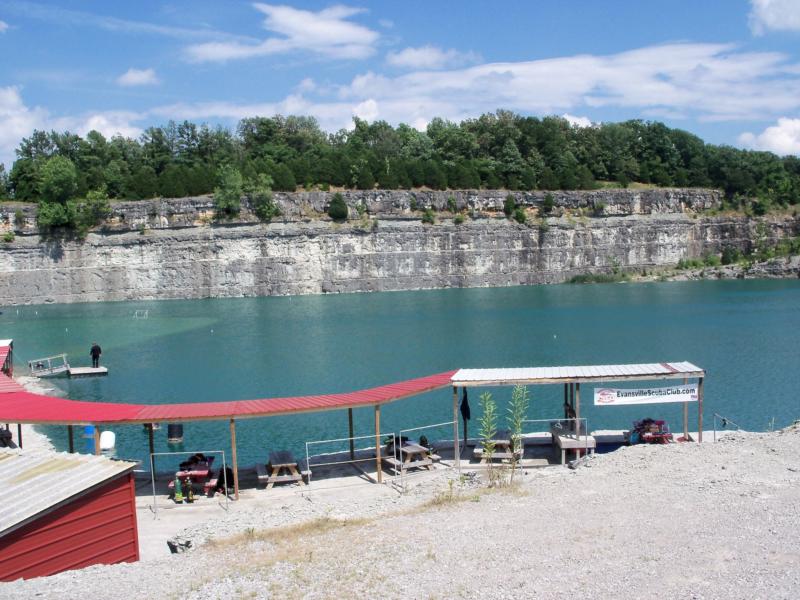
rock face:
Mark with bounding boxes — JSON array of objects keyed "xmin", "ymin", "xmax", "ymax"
[{"xmin": 0, "ymin": 189, "xmax": 797, "ymax": 305}]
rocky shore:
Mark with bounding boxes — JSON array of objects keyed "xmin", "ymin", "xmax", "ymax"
[{"xmin": 3, "ymin": 424, "xmax": 798, "ymax": 599}]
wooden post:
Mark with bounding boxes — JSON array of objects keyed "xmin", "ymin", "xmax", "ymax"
[
  {"xmin": 93, "ymin": 426, "xmax": 101, "ymax": 455},
  {"xmin": 564, "ymin": 383, "xmax": 568, "ymax": 418},
  {"xmin": 68, "ymin": 425, "xmax": 74, "ymax": 453},
  {"xmin": 374, "ymin": 405, "xmax": 382, "ymax": 484},
  {"xmin": 348, "ymin": 408, "xmax": 355, "ymax": 460},
  {"xmin": 230, "ymin": 419, "xmax": 239, "ymax": 500},
  {"xmin": 453, "ymin": 386, "xmax": 460, "ymax": 470},
  {"xmin": 682, "ymin": 377, "xmax": 689, "ymax": 440},
  {"xmin": 697, "ymin": 377, "xmax": 704, "ymax": 443},
  {"xmin": 17, "ymin": 423, "xmax": 22, "ymax": 449}
]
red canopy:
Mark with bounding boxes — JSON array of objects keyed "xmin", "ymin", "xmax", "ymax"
[{"xmin": 0, "ymin": 367, "xmax": 456, "ymax": 425}]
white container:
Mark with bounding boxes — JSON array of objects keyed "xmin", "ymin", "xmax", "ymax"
[{"xmin": 99, "ymin": 430, "xmax": 116, "ymax": 451}]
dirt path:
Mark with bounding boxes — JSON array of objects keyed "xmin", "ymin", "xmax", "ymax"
[{"xmin": 3, "ymin": 427, "xmax": 799, "ymax": 599}]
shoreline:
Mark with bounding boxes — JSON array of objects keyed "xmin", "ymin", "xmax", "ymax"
[{"xmin": 6, "ymin": 376, "xmax": 60, "ymax": 452}]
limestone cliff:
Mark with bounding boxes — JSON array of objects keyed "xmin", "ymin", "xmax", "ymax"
[{"xmin": 0, "ymin": 189, "xmax": 797, "ymax": 305}]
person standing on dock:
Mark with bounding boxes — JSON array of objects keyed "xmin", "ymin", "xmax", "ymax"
[{"xmin": 90, "ymin": 342, "xmax": 102, "ymax": 368}]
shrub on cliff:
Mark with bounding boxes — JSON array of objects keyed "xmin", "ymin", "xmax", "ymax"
[
  {"xmin": 328, "ymin": 193, "xmax": 348, "ymax": 221},
  {"xmin": 542, "ymin": 193, "xmax": 555, "ymax": 214},
  {"xmin": 246, "ymin": 174, "xmax": 280, "ymax": 222},
  {"xmin": 214, "ymin": 166, "xmax": 243, "ymax": 217},
  {"xmin": 503, "ymin": 194, "xmax": 516, "ymax": 217},
  {"xmin": 513, "ymin": 207, "xmax": 527, "ymax": 224}
]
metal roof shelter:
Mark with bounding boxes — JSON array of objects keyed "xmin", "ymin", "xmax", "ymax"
[
  {"xmin": 451, "ymin": 361, "xmax": 706, "ymax": 442},
  {"xmin": 0, "ymin": 339, "xmax": 706, "ymax": 499},
  {"xmin": 0, "ymin": 341, "xmax": 455, "ymax": 496}
]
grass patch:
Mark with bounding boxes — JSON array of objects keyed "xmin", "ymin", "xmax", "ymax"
[{"xmin": 568, "ymin": 272, "xmax": 630, "ymax": 284}]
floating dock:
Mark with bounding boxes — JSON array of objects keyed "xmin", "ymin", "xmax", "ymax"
[{"xmin": 68, "ymin": 367, "xmax": 108, "ymax": 378}]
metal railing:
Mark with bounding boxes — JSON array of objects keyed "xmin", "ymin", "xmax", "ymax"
[
  {"xmin": 305, "ymin": 433, "xmax": 397, "ymax": 488},
  {"xmin": 148, "ymin": 450, "xmax": 229, "ymax": 519},
  {"xmin": 28, "ymin": 354, "xmax": 69, "ymax": 376},
  {"xmin": 712, "ymin": 413, "xmax": 741, "ymax": 442}
]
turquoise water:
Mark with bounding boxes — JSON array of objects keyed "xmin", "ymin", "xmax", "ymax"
[{"xmin": 2, "ymin": 280, "xmax": 799, "ymax": 468}]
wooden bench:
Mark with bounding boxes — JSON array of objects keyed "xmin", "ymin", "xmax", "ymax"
[
  {"xmin": 383, "ymin": 453, "xmax": 440, "ymax": 474},
  {"xmin": 552, "ymin": 432, "xmax": 596, "ymax": 464},
  {"xmin": 472, "ymin": 447, "xmax": 522, "ymax": 463},
  {"xmin": 256, "ymin": 451, "xmax": 310, "ymax": 489}
]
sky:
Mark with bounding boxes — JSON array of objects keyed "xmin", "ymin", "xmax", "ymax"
[{"xmin": 1, "ymin": 0, "xmax": 800, "ymax": 168}]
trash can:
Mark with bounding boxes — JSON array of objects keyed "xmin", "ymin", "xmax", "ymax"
[{"xmin": 167, "ymin": 423, "xmax": 184, "ymax": 443}]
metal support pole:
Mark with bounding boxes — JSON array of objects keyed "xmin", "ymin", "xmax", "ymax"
[
  {"xmin": 682, "ymin": 377, "xmax": 689, "ymax": 440},
  {"xmin": 575, "ymin": 383, "xmax": 581, "ymax": 429},
  {"xmin": 17, "ymin": 423, "xmax": 22, "ymax": 449},
  {"xmin": 93, "ymin": 426, "xmax": 101, "ymax": 455},
  {"xmin": 68, "ymin": 425, "xmax": 74, "ymax": 453},
  {"xmin": 148, "ymin": 424, "xmax": 155, "ymax": 469},
  {"xmin": 229, "ymin": 419, "xmax": 239, "ymax": 500},
  {"xmin": 697, "ymin": 377, "xmax": 704, "ymax": 443},
  {"xmin": 348, "ymin": 408, "xmax": 355, "ymax": 460},
  {"xmin": 564, "ymin": 383, "xmax": 568, "ymax": 418},
  {"xmin": 453, "ymin": 386, "xmax": 460, "ymax": 472},
  {"xmin": 374, "ymin": 405, "xmax": 382, "ymax": 484}
]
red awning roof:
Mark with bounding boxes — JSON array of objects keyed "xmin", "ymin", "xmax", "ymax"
[{"xmin": 0, "ymin": 364, "xmax": 456, "ymax": 425}]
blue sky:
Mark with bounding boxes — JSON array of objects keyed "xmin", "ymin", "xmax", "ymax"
[{"xmin": 1, "ymin": 0, "xmax": 800, "ymax": 167}]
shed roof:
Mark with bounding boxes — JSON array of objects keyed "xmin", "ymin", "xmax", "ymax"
[
  {"xmin": 451, "ymin": 362, "xmax": 704, "ymax": 386},
  {"xmin": 0, "ymin": 448, "xmax": 136, "ymax": 538}
]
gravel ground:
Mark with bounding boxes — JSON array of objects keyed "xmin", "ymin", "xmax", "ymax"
[{"xmin": 4, "ymin": 426, "xmax": 799, "ymax": 599}]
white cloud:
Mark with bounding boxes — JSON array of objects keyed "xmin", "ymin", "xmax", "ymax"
[
  {"xmin": 0, "ymin": 86, "xmax": 143, "ymax": 167},
  {"xmin": 562, "ymin": 113, "xmax": 592, "ymax": 128},
  {"xmin": 185, "ymin": 3, "xmax": 379, "ymax": 63},
  {"xmin": 3, "ymin": 1, "xmax": 254, "ymax": 42},
  {"xmin": 739, "ymin": 118, "xmax": 800, "ymax": 155},
  {"xmin": 386, "ymin": 45, "xmax": 478, "ymax": 70},
  {"xmin": 0, "ymin": 86, "xmax": 48, "ymax": 166},
  {"xmin": 749, "ymin": 0, "xmax": 800, "ymax": 35},
  {"xmin": 116, "ymin": 68, "xmax": 159, "ymax": 87},
  {"xmin": 0, "ymin": 20, "xmax": 9, "ymax": 33},
  {"xmin": 146, "ymin": 42, "xmax": 800, "ymax": 142}
]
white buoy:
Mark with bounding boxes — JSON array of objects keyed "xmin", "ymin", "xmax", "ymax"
[{"xmin": 99, "ymin": 430, "xmax": 116, "ymax": 451}]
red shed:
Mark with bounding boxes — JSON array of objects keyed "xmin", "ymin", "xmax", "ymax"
[{"xmin": 0, "ymin": 448, "xmax": 139, "ymax": 581}]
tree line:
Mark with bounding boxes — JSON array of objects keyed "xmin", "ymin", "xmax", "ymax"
[{"xmin": 2, "ymin": 111, "xmax": 799, "ymax": 216}]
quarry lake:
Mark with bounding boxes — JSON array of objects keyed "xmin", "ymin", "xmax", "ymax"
[{"xmin": 3, "ymin": 279, "xmax": 800, "ymax": 467}]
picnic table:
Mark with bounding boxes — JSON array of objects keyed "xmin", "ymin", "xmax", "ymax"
[
  {"xmin": 168, "ymin": 456, "xmax": 218, "ymax": 497},
  {"xmin": 472, "ymin": 430, "xmax": 522, "ymax": 463},
  {"xmin": 256, "ymin": 450, "xmax": 309, "ymax": 489},
  {"xmin": 383, "ymin": 441, "xmax": 440, "ymax": 473}
]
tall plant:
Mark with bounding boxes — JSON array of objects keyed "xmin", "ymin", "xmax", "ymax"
[
  {"xmin": 507, "ymin": 384, "xmax": 530, "ymax": 482},
  {"xmin": 479, "ymin": 391, "xmax": 498, "ymax": 485}
]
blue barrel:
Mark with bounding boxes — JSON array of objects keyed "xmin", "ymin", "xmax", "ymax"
[
  {"xmin": 83, "ymin": 425, "xmax": 95, "ymax": 438},
  {"xmin": 167, "ymin": 423, "xmax": 184, "ymax": 443}
]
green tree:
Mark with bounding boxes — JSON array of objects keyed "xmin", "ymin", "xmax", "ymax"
[
  {"xmin": 328, "ymin": 192, "xmax": 348, "ymax": 220},
  {"xmin": 271, "ymin": 164, "xmax": 296, "ymax": 192},
  {"xmin": 39, "ymin": 156, "xmax": 78, "ymax": 204},
  {"xmin": 542, "ymin": 193, "xmax": 555, "ymax": 214},
  {"xmin": 246, "ymin": 174, "xmax": 280, "ymax": 222},
  {"xmin": 213, "ymin": 165, "xmax": 243, "ymax": 217}
]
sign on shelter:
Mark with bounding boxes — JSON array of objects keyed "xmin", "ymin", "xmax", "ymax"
[{"xmin": 593, "ymin": 384, "xmax": 698, "ymax": 406}]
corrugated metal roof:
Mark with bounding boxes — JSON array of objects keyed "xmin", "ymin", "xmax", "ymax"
[
  {"xmin": 0, "ymin": 370, "xmax": 457, "ymax": 425},
  {"xmin": 0, "ymin": 448, "xmax": 136, "ymax": 538},
  {"xmin": 452, "ymin": 362, "xmax": 704, "ymax": 386}
]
